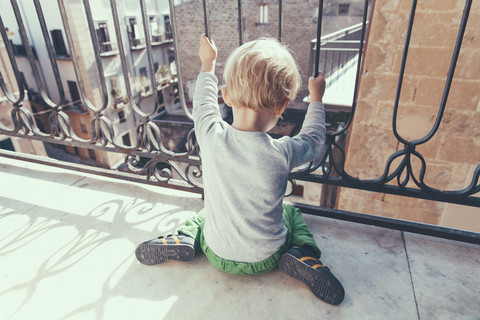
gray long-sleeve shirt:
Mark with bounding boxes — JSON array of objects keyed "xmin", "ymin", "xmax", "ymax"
[{"xmin": 193, "ymin": 72, "xmax": 326, "ymax": 263}]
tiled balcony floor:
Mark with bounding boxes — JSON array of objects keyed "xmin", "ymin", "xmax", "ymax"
[{"xmin": 0, "ymin": 155, "xmax": 479, "ymax": 320}]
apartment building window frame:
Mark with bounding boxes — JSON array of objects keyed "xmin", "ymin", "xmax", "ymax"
[
  {"xmin": 50, "ymin": 29, "xmax": 69, "ymax": 58},
  {"xmin": 88, "ymin": 148, "xmax": 96, "ymax": 161},
  {"xmin": 122, "ymin": 132, "xmax": 131, "ymax": 146},
  {"xmin": 139, "ymin": 67, "xmax": 148, "ymax": 79},
  {"xmin": 96, "ymin": 21, "xmax": 114, "ymax": 54},
  {"xmin": 118, "ymin": 110, "xmax": 126, "ymax": 123},
  {"xmin": 79, "ymin": 117, "xmax": 88, "ymax": 134},
  {"xmin": 164, "ymin": 15, "xmax": 173, "ymax": 40},
  {"xmin": 149, "ymin": 16, "xmax": 162, "ymax": 43},
  {"xmin": 139, "ymin": 66, "xmax": 151, "ymax": 94},
  {"xmin": 67, "ymin": 80, "xmax": 81, "ymax": 107},
  {"xmin": 338, "ymin": 3, "xmax": 350, "ymax": 16},
  {"xmin": 128, "ymin": 17, "xmax": 143, "ymax": 48},
  {"xmin": 257, "ymin": 4, "xmax": 269, "ymax": 25}
]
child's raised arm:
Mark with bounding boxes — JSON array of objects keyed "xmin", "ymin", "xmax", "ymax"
[
  {"xmin": 308, "ymin": 73, "xmax": 326, "ymax": 103},
  {"xmin": 199, "ymin": 34, "xmax": 217, "ymax": 74}
]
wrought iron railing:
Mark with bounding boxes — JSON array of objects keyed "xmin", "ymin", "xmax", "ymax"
[
  {"xmin": 293, "ymin": 0, "xmax": 479, "ymax": 207},
  {"xmin": 0, "ymin": 0, "xmax": 478, "ymax": 244}
]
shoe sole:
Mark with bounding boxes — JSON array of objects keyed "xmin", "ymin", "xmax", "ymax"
[
  {"xmin": 279, "ymin": 253, "xmax": 345, "ymax": 305},
  {"xmin": 135, "ymin": 242, "xmax": 196, "ymax": 265}
]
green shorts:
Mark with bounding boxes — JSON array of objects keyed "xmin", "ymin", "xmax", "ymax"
[{"xmin": 177, "ymin": 204, "xmax": 321, "ymax": 275}]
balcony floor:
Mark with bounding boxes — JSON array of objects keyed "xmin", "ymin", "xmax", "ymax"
[{"xmin": 0, "ymin": 155, "xmax": 479, "ymax": 320}]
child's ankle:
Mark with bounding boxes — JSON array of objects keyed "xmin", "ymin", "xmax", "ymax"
[{"xmin": 299, "ymin": 245, "xmax": 317, "ymax": 257}]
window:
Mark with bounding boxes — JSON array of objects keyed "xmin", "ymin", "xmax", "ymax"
[
  {"xmin": 164, "ymin": 15, "xmax": 172, "ymax": 40},
  {"xmin": 129, "ymin": 18, "xmax": 141, "ymax": 47},
  {"xmin": 0, "ymin": 138, "xmax": 14, "ymax": 151},
  {"xmin": 122, "ymin": 133, "xmax": 131, "ymax": 146},
  {"xmin": 67, "ymin": 81, "xmax": 81, "ymax": 105},
  {"xmin": 10, "ymin": 40, "xmax": 27, "ymax": 57},
  {"xmin": 88, "ymin": 148, "xmax": 96, "ymax": 160},
  {"xmin": 293, "ymin": 185, "xmax": 304, "ymax": 197},
  {"xmin": 118, "ymin": 110, "xmax": 126, "ymax": 123},
  {"xmin": 338, "ymin": 4, "xmax": 350, "ymax": 16},
  {"xmin": 139, "ymin": 67, "xmax": 150, "ymax": 93},
  {"xmin": 149, "ymin": 16, "xmax": 161, "ymax": 42},
  {"xmin": 80, "ymin": 117, "xmax": 88, "ymax": 133},
  {"xmin": 258, "ymin": 4, "xmax": 268, "ymax": 24},
  {"xmin": 96, "ymin": 22, "xmax": 112, "ymax": 53},
  {"xmin": 139, "ymin": 67, "xmax": 147, "ymax": 78},
  {"xmin": 50, "ymin": 29, "xmax": 69, "ymax": 57}
]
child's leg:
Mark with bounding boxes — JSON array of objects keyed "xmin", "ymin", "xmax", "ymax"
[
  {"xmin": 176, "ymin": 209, "xmax": 205, "ymax": 255},
  {"xmin": 135, "ymin": 210, "xmax": 204, "ymax": 265},
  {"xmin": 280, "ymin": 204, "xmax": 345, "ymax": 305},
  {"xmin": 282, "ymin": 204, "xmax": 321, "ymax": 257}
]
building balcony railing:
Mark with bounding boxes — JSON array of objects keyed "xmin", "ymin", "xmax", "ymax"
[
  {"xmin": 98, "ymin": 41, "xmax": 119, "ymax": 57},
  {"xmin": 0, "ymin": 0, "xmax": 478, "ymax": 246}
]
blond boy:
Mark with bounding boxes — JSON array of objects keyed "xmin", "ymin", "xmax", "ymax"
[{"xmin": 136, "ymin": 35, "xmax": 345, "ymax": 305}]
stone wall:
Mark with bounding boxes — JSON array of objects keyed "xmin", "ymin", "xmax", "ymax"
[
  {"xmin": 337, "ymin": 0, "xmax": 480, "ymax": 226},
  {"xmin": 174, "ymin": 0, "xmax": 367, "ymax": 101}
]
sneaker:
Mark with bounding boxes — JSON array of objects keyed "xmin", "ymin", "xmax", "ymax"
[
  {"xmin": 279, "ymin": 247, "xmax": 345, "ymax": 305},
  {"xmin": 135, "ymin": 234, "xmax": 198, "ymax": 265}
]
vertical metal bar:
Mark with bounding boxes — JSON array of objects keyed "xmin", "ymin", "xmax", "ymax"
[
  {"xmin": 139, "ymin": 0, "xmax": 159, "ymax": 114},
  {"xmin": 336, "ymin": 43, "xmax": 342, "ymax": 73},
  {"xmin": 238, "ymin": 0, "xmax": 243, "ymax": 45},
  {"xmin": 33, "ymin": 0, "xmax": 66, "ymax": 104},
  {"xmin": 0, "ymin": 15, "xmax": 24, "ymax": 104},
  {"xmin": 278, "ymin": 0, "xmax": 283, "ymax": 41},
  {"xmin": 81, "ymin": 0, "xmax": 109, "ymax": 110},
  {"xmin": 109, "ymin": 0, "xmax": 147, "ymax": 117},
  {"xmin": 329, "ymin": 49, "xmax": 335, "ymax": 77},
  {"xmin": 392, "ymin": 0, "xmax": 417, "ymax": 145},
  {"xmin": 323, "ymin": 50, "xmax": 327, "ymax": 75},
  {"xmin": 202, "ymin": 0, "xmax": 210, "ymax": 37},
  {"xmin": 314, "ymin": 0, "xmax": 324, "ymax": 77},
  {"xmin": 57, "ymin": 0, "xmax": 100, "ymax": 114},
  {"xmin": 10, "ymin": 0, "xmax": 56, "ymax": 108},
  {"xmin": 350, "ymin": 0, "xmax": 369, "ymax": 107},
  {"xmin": 414, "ymin": 0, "xmax": 472, "ymax": 145},
  {"xmin": 333, "ymin": 0, "xmax": 369, "ymax": 137},
  {"xmin": 168, "ymin": 0, "xmax": 191, "ymax": 119},
  {"xmin": 308, "ymin": 41, "xmax": 314, "ymax": 78}
]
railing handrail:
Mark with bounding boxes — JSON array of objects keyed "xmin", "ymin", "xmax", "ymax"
[{"xmin": 311, "ymin": 22, "xmax": 367, "ymax": 45}]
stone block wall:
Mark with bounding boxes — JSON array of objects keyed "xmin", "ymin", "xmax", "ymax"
[
  {"xmin": 337, "ymin": 0, "xmax": 480, "ymax": 226},
  {"xmin": 174, "ymin": 0, "xmax": 366, "ymax": 100}
]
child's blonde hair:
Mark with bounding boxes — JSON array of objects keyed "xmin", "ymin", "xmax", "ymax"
[{"xmin": 223, "ymin": 38, "xmax": 301, "ymax": 116}]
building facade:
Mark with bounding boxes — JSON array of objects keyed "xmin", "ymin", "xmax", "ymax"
[
  {"xmin": 0, "ymin": 0, "xmax": 176, "ymax": 167},
  {"xmin": 337, "ymin": 0, "xmax": 480, "ymax": 231}
]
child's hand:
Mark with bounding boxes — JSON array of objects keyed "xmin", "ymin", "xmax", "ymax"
[
  {"xmin": 199, "ymin": 34, "xmax": 217, "ymax": 73},
  {"xmin": 308, "ymin": 73, "xmax": 326, "ymax": 103}
]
